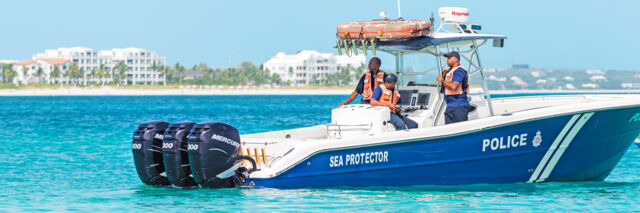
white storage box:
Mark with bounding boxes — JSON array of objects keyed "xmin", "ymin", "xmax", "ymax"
[{"xmin": 329, "ymin": 104, "xmax": 394, "ymax": 138}]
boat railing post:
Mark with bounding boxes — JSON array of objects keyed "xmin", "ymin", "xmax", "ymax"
[
  {"xmin": 435, "ymin": 46, "xmax": 444, "ymax": 85},
  {"xmin": 472, "ymin": 40, "xmax": 495, "ymax": 116},
  {"xmin": 399, "ymin": 52, "xmax": 404, "ymax": 85},
  {"xmin": 433, "ymin": 46, "xmax": 446, "ymax": 126},
  {"xmin": 394, "ymin": 52, "xmax": 404, "ymax": 85}
]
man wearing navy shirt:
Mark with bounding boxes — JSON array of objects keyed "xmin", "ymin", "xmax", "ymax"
[
  {"xmin": 370, "ymin": 74, "xmax": 418, "ymax": 130},
  {"xmin": 337, "ymin": 57, "xmax": 386, "ymax": 107},
  {"xmin": 436, "ymin": 51, "xmax": 470, "ymax": 124}
]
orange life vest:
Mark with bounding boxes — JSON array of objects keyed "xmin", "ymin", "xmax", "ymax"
[
  {"xmin": 378, "ymin": 84, "xmax": 399, "ymax": 107},
  {"xmin": 444, "ymin": 65, "xmax": 470, "ymax": 96},
  {"xmin": 362, "ymin": 70, "xmax": 385, "ymax": 100}
]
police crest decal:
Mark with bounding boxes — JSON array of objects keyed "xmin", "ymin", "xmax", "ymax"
[{"xmin": 532, "ymin": 131, "xmax": 542, "ymax": 147}]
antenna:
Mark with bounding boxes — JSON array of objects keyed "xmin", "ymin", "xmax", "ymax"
[
  {"xmin": 430, "ymin": 12, "xmax": 435, "ymax": 26},
  {"xmin": 397, "ymin": 0, "xmax": 402, "ymax": 19}
]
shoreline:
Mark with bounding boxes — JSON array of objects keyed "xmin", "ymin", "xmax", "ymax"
[
  {"xmin": 0, "ymin": 87, "xmax": 354, "ymax": 96},
  {"xmin": 0, "ymin": 87, "xmax": 639, "ymax": 96}
]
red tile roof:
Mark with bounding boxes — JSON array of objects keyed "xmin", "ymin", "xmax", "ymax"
[
  {"xmin": 15, "ymin": 60, "xmax": 38, "ymax": 65},
  {"xmin": 38, "ymin": 58, "xmax": 69, "ymax": 65}
]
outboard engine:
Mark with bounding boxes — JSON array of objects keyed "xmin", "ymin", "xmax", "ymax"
[
  {"xmin": 187, "ymin": 122, "xmax": 257, "ymax": 188},
  {"xmin": 161, "ymin": 122, "xmax": 198, "ymax": 188},
  {"xmin": 131, "ymin": 121, "xmax": 170, "ymax": 186}
]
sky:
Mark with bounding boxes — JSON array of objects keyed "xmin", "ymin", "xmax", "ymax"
[{"xmin": 1, "ymin": 0, "xmax": 639, "ymax": 71}]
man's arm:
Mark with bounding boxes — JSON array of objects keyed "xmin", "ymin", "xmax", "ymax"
[
  {"xmin": 371, "ymin": 97, "xmax": 401, "ymax": 113},
  {"xmin": 338, "ymin": 91, "xmax": 359, "ymax": 108},
  {"xmin": 337, "ymin": 74, "xmax": 365, "ymax": 108},
  {"xmin": 442, "ymin": 80, "xmax": 461, "ymax": 91},
  {"xmin": 369, "ymin": 98, "xmax": 389, "ymax": 107},
  {"xmin": 370, "ymin": 87, "xmax": 398, "ymax": 110},
  {"xmin": 437, "ymin": 68, "xmax": 463, "ymax": 91}
]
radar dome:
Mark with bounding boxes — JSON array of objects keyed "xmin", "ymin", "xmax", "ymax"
[{"xmin": 438, "ymin": 7, "xmax": 469, "ymax": 23}]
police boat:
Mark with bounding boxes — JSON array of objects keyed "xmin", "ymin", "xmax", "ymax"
[{"xmin": 131, "ymin": 7, "xmax": 640, "ymax": 188}]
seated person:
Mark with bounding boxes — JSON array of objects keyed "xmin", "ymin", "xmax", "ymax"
[{"xmin": 370, "ymin": 74, "xmax": 418, "ymax": 130}]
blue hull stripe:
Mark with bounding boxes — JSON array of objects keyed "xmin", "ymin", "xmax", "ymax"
[{"xmin": 528, "ymin": 114, "xmax": 580, "ymax": 183}]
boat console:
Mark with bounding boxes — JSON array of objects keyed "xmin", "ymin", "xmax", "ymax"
[
  {"xmin": 397, "ymin": 84, "xmax": 439, "ymax": 113},
  {"xmin": 328, "ymin": 84, "xmax": 444, "ymax": 137}
]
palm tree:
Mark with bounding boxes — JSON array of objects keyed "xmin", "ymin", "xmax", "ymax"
[
  {"xmin": 96, "ymin": 65, "xmax": 106, "ymax": 86},
  {"xmin": 115, "ymin": 61, "xmax": 128, "ymax": 86},
  {"xmin": 160, "ymin": 65, "xmax": 167, "ymax": 86},
  {"xmin": 82, "ymin": 67, "xmax": 88, "ymax": 86},
  {"xmin": 51, "ymin": 66, "xmax": 61, "ymax": 86},
  {"xmin": 67, "ymin": 63, "xmax": 83, "ymax": 86},
  {"xmin": 100, "ymin": 64, "xmax": 110, "ymax": 85},
  {"xmin": 174, "ymin": 63, "xmax": 184, "ymax": 85},
  {"xmin": 150, "ymin": 61, "xmax": 158, "ymax": 86},
  {"xmin": 36, "ymin": 67, "xmax": 44, "ymax": 84},
  {"xmin": 78, "ymin": 67, "xmax": 86, "ymax": 86},
  {"xmin": 67, "ymin": 63, "xmax": 78, "ymax": 85},
  {"xmin": 164, "ymin": 66, "xmax": 174, "ymax": 85},
  {"xmin": 93, "ymin": 64, "xmax": 109, "ymax": 86},
  {"xmin": 89, "ymin": 68, "xmax": 97, "ymax": 85},
  {"xmin": 271, "ymin": 73, "xmax": 282, "ymax": 85},
  {"xmin": 2, "ymin": 64, "xmax": 16, "ymax": 84},
  {"xmin": 109, "ymin": 64, "xmax": 114, "ymax": 85},
  {"xmin": 22, "ymin": 65, "xmax": 29, "ymax": 85}
]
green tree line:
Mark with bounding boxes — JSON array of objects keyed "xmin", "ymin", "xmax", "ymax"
[{"xmin": 1, "ymin": 61, "xmax": 362, "ymax": 86}]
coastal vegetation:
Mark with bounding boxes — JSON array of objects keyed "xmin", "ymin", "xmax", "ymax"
[
  {"xmin": 1, "ymin": 61, "xmax": 362, "ymax": 87},
  {"xmin": 6, "ymin": 62, "xmax": 637, "ymax": 90}
]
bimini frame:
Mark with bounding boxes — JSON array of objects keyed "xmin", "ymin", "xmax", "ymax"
[{"xmin": 339, "ymin": 30, "xmax": 506, "ymax": 121}]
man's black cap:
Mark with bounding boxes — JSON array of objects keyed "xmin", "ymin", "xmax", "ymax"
[
  {"xmin": 443, "ymin": 51, "xmax": 460, "ymax": 60},
  {"xmin": 384, "ymin": 74, "xmax": 397, "ymax": 83}
]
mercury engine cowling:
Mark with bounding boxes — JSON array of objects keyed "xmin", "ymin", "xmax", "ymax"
[
  {"xmin": 132, "ymin": 121, "xmax": 170, "ymax": 186},
  {"xmin": 187, "ymin": 121, "xmax": 257, "ymax": 188},
  {"xmin": 161, "ymin": 122, "xmax": 198, "ymax": 188}
]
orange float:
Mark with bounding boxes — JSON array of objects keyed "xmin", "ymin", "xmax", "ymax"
[{"xmin": 337, "ymin": 20, "xmax": 432, "ymax": 39}]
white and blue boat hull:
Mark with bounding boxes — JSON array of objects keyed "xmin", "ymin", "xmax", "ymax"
[{"xmin": 248, "ymin": 106, "xmax": 640, "ymax": 188}]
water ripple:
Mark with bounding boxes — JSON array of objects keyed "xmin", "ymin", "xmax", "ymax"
[{"xmin": 0, "ymin": 95, "xmax": 638, "ymax": 211}]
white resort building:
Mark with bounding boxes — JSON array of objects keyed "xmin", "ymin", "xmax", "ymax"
[
  {"xmin": 263, "ymin": 50, "xmax": 365, "ymax": 86},
  {"xmin": 32, "ymin": 47, "xmax": 166, "ymax": 84},
  {"xmin": 13, "ymin": 58, "xmax": 71, "ymax": 84}
]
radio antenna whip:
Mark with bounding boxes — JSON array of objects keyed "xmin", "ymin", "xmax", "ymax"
[
  {"xmin": 397, "ymin": 0, "xmax": 402, "ymax": 19},
  {"xmin": 430, "ymin": 12, "xmax": 435, "ymax": 26}
]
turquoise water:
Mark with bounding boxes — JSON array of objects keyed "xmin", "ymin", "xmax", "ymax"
[{"xmin": 0, "ymin": 95, "xmax": 638, "ymax": 211}]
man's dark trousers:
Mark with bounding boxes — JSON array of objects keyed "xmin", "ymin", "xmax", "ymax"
[{"xmin": 444, "ymin": 105, "xmax": 469, "ymax": 124}]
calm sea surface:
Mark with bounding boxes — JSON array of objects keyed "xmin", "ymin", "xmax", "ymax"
[{"xmin": 0, "ymin": 95, "xmax": 638, "ymax": 211}]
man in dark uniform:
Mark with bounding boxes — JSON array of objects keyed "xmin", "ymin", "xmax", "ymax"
[
  {"xmin": 337, "ymin": 57, "xmax": 385, "ymax": 107},
  {"xmin": 436, "ymin": 51, "xmax": 470, "ymax": 124}
]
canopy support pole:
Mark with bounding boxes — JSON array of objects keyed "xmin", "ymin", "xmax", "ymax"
[
  {"xmin": 472, "ymin": 40, "xmax": 495, "ymax": 116},
  {"xmin": 395, "ymin": 52, "xmax": 404, "ymax": 86},
  {"xmin": 433, "ymin": 46, "xmax": 446, "ymax": 126}
]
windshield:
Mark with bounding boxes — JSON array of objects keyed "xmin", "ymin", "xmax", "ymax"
[{"xmin": 377, "ymin": 54, "xmax": 441, "ymax": 86}]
